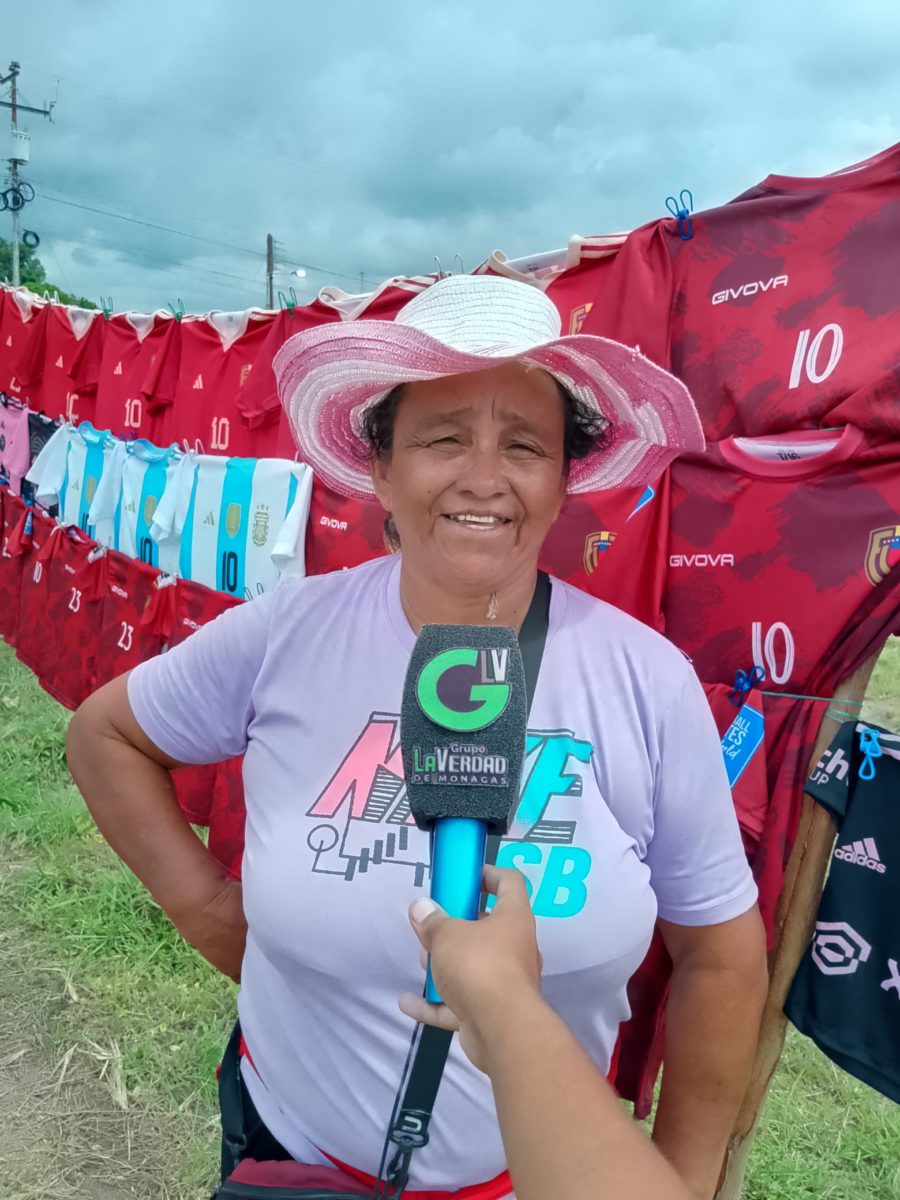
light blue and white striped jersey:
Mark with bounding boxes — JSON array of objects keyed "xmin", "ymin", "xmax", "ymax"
[
  {"xmin": 89, "ymin": 439, "xmax": 181, "ymax": 566},
  {"xmin": 151, "ymin": 453, "xmax": 313, "ymax": 598},
  {"xmin": 26, "ymin": 421, "xmax": 115, "ymax": 540}
]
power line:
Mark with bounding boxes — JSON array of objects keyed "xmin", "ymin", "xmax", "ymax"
[
  {"xmin": 34, "ymin": 187, "xmax": 392, "ymax": 288},
  {"xmin": 36, "ymin": 224, "xmax": 264, "ymax": 295},
  {"xmin": 38, "ymin": 191, "xmax": 261, "ymax": 257}
]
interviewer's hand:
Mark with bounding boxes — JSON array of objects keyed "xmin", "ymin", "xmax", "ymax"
[{"xmin": 399, "ymin": 865, "xmax": 542, "ymax": 1072}]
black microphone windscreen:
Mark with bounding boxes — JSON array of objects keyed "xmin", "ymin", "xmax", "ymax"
[{"xmin": 401, "ymin": 624, "xmax": 527, "ymax": 835}]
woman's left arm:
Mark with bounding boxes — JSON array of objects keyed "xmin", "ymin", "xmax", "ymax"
[
  {"xmin": 641, "ymin": 663, "xmax": 769, "ymax": 1199},
  {"xmin": 653, "ymin": 911, "xmax": 768, "ymax": 1200}
]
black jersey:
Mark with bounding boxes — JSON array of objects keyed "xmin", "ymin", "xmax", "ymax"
[
  {"xmin": 22, "ymin": 411, "xmax": 60, "ymax": 511},
  {"xmin": 785, "ymin": 719, "xmax": 900, "ymax": 1103}
]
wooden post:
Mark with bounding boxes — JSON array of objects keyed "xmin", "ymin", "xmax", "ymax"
[{"xmin": 716, "ymin": 652, "xmax": 881, "ymax": 1200}]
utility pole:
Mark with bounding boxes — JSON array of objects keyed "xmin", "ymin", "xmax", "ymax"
[
  {"xmin": 266, "ymin": 233, "xmax": 275, "ymax": 309},
  {"xmin": 0, "ymin": 62, "xmax": 54, "ymax": 286}
]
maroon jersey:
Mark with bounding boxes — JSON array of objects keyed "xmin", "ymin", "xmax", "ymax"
[
  {"xmin": 13, "ymin": 508, "xmax": 59, "ymax": 680},
  {"xmin": 665, "ymin": 427, "xmax": 900, "ymax": 738},
  {"xmin": 165, "ymin": 579, "xmax": 244, "ymax": 828},
  {"xmin": 614, "ymin": 679, "xmax": 769, "ymax": 1114},
  {"xmin": 208, "ymin": 757, "xmax": 245, "ymax": 880},
  {"xmin": 93, "ymin": 551, "xmax": 168, "ymax": 686},
  {"xmin": 583, "ymin": 141, "xmax": 900, "ymax": 440},
  {"xmin": 0, "ymin": 488, "xmax": 27, "ymax": 644},
  {"xmin": 539, "ymin": 476, "xmax": 669, "ymax": 631},
  {"xmin": 305, "ymin": 477, "xmax": 388, "ymax": 575},
  {"xmin": 475, "ymin": 234, "xmax": 626, "ymax": 335},
  {"xmin": 38, "ymin": 532, "xmax": 108, "ymax": 710}
]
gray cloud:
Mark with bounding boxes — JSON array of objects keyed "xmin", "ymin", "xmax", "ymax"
[{"xmin": 3, "ymin": 0, "xmax": 899, "ymax": 312}]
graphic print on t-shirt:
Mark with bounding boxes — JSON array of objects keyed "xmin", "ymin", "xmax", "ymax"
[{"xmin": 304, "ymin": 711, "xmax": 595, "ymax": 917}]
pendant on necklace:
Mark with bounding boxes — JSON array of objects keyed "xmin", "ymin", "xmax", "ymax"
[{"xmin": 486, "ymin": 591, "xmax": 499, "ymax": 621}]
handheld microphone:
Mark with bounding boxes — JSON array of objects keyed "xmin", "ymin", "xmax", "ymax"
[{"xmin": 401, "ymin": 624, "xmax": 527, "ymax": 1002}]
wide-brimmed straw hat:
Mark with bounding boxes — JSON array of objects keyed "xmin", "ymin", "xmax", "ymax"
[{"xmin": 274, "ymin": 274, "xmax": 704, "ymax": 500}]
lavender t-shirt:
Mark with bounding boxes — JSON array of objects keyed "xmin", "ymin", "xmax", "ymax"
[{"xmin": 128, "ymin": 556, "xmax": 757, "ymax": 1190}]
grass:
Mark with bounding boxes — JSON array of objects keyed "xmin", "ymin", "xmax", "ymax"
[
  {"xmin": 1, "ymin": 639, "xmax": 899, "ymax": 1198},
  {"xmin": 0, "ymin": 645, "xmax": 235, "ymax": 1194}
]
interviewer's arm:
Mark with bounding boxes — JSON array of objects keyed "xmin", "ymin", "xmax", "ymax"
[
  {"xmin": 401, "ymin": 868, "xmax": 690, "ymax": 1200},
  {"xmin": 67, "ymin": 674, "xmax": 246, "ymax": 979}
]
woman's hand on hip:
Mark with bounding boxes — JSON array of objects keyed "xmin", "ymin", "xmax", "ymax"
[
  {"xmin": 399, "ymin": 865, "xmax": 542, "ymax": 1072},
  {"xmin": 170, "ymin": 875, "xmax": 247, "ymax": 983}
]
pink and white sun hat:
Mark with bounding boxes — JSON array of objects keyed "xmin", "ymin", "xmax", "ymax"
[{"xmin": 274, "ymin": 273, "xmax": 704, "ymax": 500}]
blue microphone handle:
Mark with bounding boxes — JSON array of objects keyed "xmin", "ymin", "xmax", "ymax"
[{"xmin": 426, "ymin": 817, "xmax": 488, "ymax": 1004}]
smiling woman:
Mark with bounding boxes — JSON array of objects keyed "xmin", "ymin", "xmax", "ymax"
[
  {"xmin": 66, "ymin": 273, "xmax": 767, "ymax": 1200},
  {"xmin": 362, "ymin": 371, "xmax": 609, "ymax": 577}
]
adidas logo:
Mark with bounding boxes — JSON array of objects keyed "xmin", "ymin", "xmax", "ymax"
[
  {"xmin": 192, "ymin": 374, "xmax": 204, "ymax": 390},
  {"xmin": 113, "ymin": 361, "xmax": 123, "ymax": 376},
  {"xmin": 55, "ymin": 355, "xmax": 64, "ymax": 368},
  {"xmin": 834, "ymin": 837, "xmax": 886, "ymax": 874},
  {"xmin": 203, "ymin": 510, "xmax": 216, "ymax": 526}
]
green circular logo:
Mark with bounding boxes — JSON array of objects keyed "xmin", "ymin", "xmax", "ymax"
[{"xmin": 416, "ymin": 647, "xmax": 511, "ymax": 732}]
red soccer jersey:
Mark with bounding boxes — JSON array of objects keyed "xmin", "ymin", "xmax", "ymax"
[
  {"xmin": 38, "ymin": 532, "xmax": 108, "ymax": 710},
  {"xmin": 0, "ymin": 488, "xmax": 27, "ymax": 644},
  {"xmin": 305, "ymin": 478, "xmax": 388, "ymax": 575},
  {"xmin": 164, "ymin": 578, "xmax": 244, "ymax": 826},
  {"xmin": 0, "ymin": 290, "xmax": 44, "ymax": 400},
  {"xmin": 93, "ymin": 551, "xmax": 168, "ymax": 686},
  {"xmin": 475, "ymin": 234, "xmax": 627, "ymax": 336},
  {"xmin": 234, "ymin": 302, "xmax": 348, "ymax": 448},
  {"xmin": 83, "ymin": 312, "xmax": 171, "ymax": 441},
  {"xmin": 664, "ymin": 427, "xmax": 900, "ymax": 749},
  {"xmin": 583, "ymin": 141, "xmax": 900, "ymax": 440},
  {"xmin": 13, "ymin": 304, "xmax": 98, "ymax": 423},
  {"xmin": 318, "ymin": 273, "xmax": 436, "ymax": 322},
  {"xmin": 159, "ymin": 312, "xmax": 277, "ymax": 457},
  {"xmin": 13, "ymin": 508, "xmax": 60, "ymax": 681},
  {"xmin": 538, "ymin": 475, "xmax": 669, "ymax": 631}
]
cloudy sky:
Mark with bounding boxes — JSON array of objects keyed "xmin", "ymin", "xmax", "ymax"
[{"xmin": 4, "ymin": 1, "xmax": 899, "ymax": 314}]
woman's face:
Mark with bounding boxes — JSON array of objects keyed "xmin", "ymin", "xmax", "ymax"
[{"xmin": 371, "ymin": 362, "xmax": 567, "ymax": 592}]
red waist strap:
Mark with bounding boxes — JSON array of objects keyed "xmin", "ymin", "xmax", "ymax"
[
  {"xmin": 237, "ymin": 1038, "xmax": 512, "ymax": 1199},
  {"xmin": 323, "ymin": 1151, "xmax": 512, "ymax": 1200}
]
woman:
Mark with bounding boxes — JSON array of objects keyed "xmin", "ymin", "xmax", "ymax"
[
  {"xmin": 405, "ymin": 865, "xmax": 692, "ymax": 1200},
  {"xmin": 67, "ymin": 274, "xmax": 767, "ymax": 1199}
]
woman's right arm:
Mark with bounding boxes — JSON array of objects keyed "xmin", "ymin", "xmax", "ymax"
[
  {"xmin": 65, "ymin": 588, "xmax": 280, "ymax": 979},
  {"xmin": 67, "ymin": 676, "xmax": 247, "ymax": 979}
]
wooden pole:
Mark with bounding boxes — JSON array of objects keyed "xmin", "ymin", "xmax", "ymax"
[{"xmin": 716, "ymin": 652, "xmax": 881, "ymax": 1199}]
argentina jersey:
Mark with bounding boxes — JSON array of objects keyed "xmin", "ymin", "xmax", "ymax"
[
  {"xmin": 151, "ymin": 453, "xmax": 313, "ymax": 598},
  {"xmin": 26, "ymin": 422, "xmax": 114, "ymax": 536},
  {"xmin": 119, "ymin": 441, "xmax": 181, "ymax": 565}
]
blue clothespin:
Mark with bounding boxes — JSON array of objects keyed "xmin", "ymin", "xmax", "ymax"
[
  {"xmin": 728, "ymin": 665, "xmax": 765, "ymax": 708},
  {"xmin": 665, "ymin": 189, "xmax": 694, "ymax": 240},
  {"xmin": 100, "ymin": 295, "xmax": 114, "ymax": 320},
  {"xmin": 858, "ymin": 726, "xmax": 882, "ymax": 781},
  {"xmin": 167, "ymin": 298, "xmax": 185, "ymax": 322}
]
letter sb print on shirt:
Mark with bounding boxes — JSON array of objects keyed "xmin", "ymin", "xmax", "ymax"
[{"xmin": 304, "ymin": 712, "xmax": 593, "ymax": 916}]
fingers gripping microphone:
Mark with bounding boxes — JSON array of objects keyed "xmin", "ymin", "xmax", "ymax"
[{"xmin": 401, "ymin": 624, "xmax": 527, "ymax": 1003}]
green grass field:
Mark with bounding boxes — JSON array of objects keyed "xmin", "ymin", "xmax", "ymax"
[{"xmin": 1, "ymin": 640, "xmax": 898, "ymax": 1198}]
